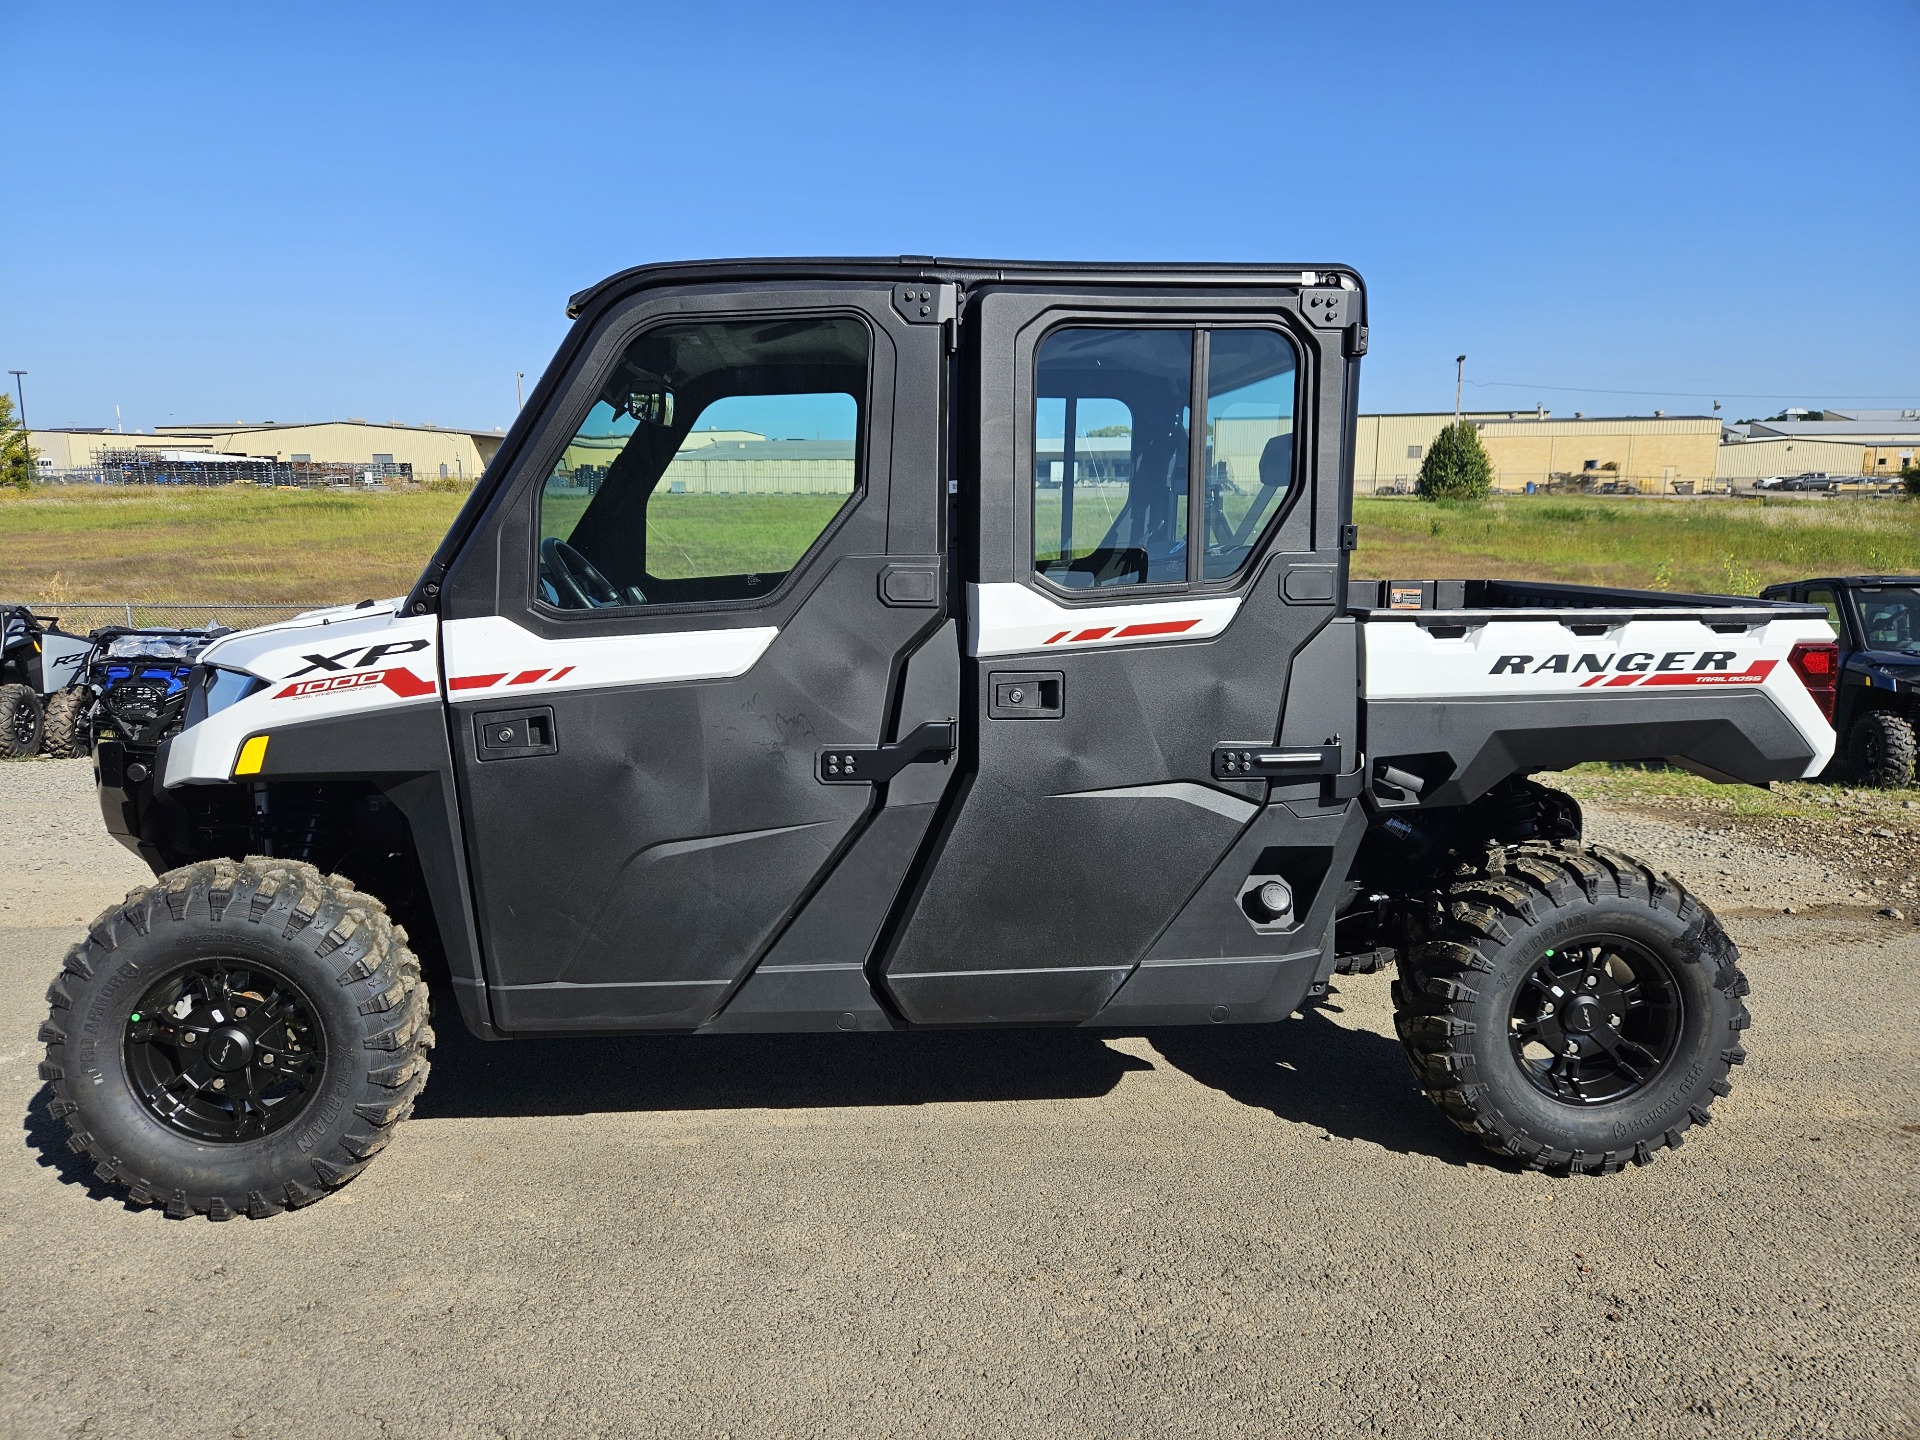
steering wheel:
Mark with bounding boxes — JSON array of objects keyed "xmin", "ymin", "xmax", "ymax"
[{"xmin": 540, "ymin": 537, "xmax": 645, "ymax": 609}]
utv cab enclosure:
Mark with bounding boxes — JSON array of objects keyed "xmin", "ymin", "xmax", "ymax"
[{"xmin": 43, "ymin": 259, "xmax": 1839, "ymax": 1219}]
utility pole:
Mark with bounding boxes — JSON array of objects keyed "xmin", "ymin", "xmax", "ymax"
[
  {"xmin": 516, "ymin": 372, "xmax": 525, "ymax": 411},
  {"xmin": 1454, "ymin": 356, "xmax": 1466, "ymax": 422},
  {"xmin": 7, "ymin": 371, "xmax": 25, "ymax": 430}
]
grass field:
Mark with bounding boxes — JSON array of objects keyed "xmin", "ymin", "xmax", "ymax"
[{"xmin": 2, "ymin": 484, "xmax": 1916, "ymax": 604}]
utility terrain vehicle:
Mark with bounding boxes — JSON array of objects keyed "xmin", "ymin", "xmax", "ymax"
[
  {"xmin": 41, "ymin": 259, "xmax": 1839, "ymax": 1220},
  {"xmin": 1760, "ymin": 576, "xmax": 1920, "ymax": 786},
  {"xmin": 0, "ymin": 605, "xmax": 92, "ymax": 758}
]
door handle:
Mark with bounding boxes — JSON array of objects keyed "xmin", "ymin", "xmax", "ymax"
[{"xmin": 818, "ymin": 721, "xmax": 956, "ymax": 785}]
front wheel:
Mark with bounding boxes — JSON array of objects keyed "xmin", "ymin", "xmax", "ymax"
[
  {"xmin": 39, "ymin": 858, "xmax": 433, "ymax": 1219},
  {"xmin": 1845, "ymin": 710, "xmax": 1917, "ymax": 788},
  {"xmin": 0, "ymin": 683, "xmax": 43, "ymax": 758},
  {"xmin": 1393, "ymin": 842, "xmax": 1749, "ymax": 1174}
]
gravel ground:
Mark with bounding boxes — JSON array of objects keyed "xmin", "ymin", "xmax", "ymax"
[{"xmin": 1, "ymin": 757, "xmax": 1915, "ymax": 1439}]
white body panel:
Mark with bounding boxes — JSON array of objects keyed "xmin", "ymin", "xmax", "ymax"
[
  {"xmin": 968, "ymin": 582, "xmax": 1240, "ymax": 658},
  {"xmin": 167, "ymin": 602, "xmax": 442, "ymax": 786},
  {"xmin": 439, "ymin": 615, "xmax": 777, "ymax": 700},
  {"xmin": 1360, "ymin": 610, "xmax": 1838, "ymax": 776}
]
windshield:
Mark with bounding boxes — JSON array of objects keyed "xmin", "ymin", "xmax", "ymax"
[{"xmin": 1850, "ymin": 587, "xmax": 1920, "ymax": 654}]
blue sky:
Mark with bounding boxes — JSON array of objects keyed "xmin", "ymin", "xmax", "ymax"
[{"xmin": 3, "ymin": 1, "xmax": 1915, "ymax": 433}]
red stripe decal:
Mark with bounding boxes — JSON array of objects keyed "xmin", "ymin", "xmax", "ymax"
[
  {"xmin": 507, "ymin": 669, "xmax": 549, "ymax": 685},
  {"xmin": 547, "ymin": 665, "xmax": 575, "ymax": 682},
  {"xmin": 1604, "ymin": 675, "xmax": 1640, "ymax": 687},
  {"xmin": 378, "ymin": 668, "xmax": 436, "ymax": 698},
  {"xmin": 1641, "ymin": 660, "xmax": 1777, "ymax": 687},
  {"xmin": 1043, "ymin": 631, "xmax": 1071, "ymax": 646},
  {"xmin": 1070, "ymin": 627, "xmax": 1114, "ymax": 642},
  {"xmin": 1114, "ymin": 619, "xmax": 1200, "ymax": 639},
  {"xmin": 449, "ymin": 673, "xmax": 506, "ymax": 691},
  {"xmin": 1580, "ymin": 674, "xmax": 1608, "ymax": 688}
]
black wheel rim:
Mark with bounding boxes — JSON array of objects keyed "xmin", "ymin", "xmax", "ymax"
[
  {"xmin": 7, "ymin": 701, "xmax": 36, "ymax": 749},
  {"xmin": 1507, "ymin": 935, "xmax": 1683, "ymax": 1105},
  {"xmin": 123, "ymin": 958, "xmax": 327, "ymax": 1143}
]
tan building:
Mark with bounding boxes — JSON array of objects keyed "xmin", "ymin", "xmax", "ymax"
[
  {"xmin": 1710, "ymin": 436, "xmax": 1872, "ymax": 483},
  {"xmin": 31, "ymin": 420, "xmax": 505, "ymax": 481}
]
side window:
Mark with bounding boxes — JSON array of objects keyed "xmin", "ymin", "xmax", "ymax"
[
  {"xmin": 1805, "ymin": 587, "xmax": 1842, "ymax": 637},
  {"xmin": 537, "ymin": 316, "xmax": 867, "ymax": 610},
  {"xmin": 1030, "ymin": 324, "xmax": 1298, "ymax": 592},
  {"xmin": 1202, "ymin": 330, "xmax": 1297, "ymax": 579},
  {"xmin": 1034, "ymin": 328, "xmax": 1193, "ymax": 589}
]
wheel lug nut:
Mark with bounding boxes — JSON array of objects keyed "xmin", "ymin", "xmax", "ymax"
[
  {"xmin": 235, "ymin": 1006, "xmax": 248, "ymax": 1018},
  {"xmin": 181, "ymin": 1032, "xmax": 196, "ymax": 1045},
  {"xmin": 260, "ymin": 1054, "xmax": 274, "ymax": 1066},
  {"xmin": 211, "ymin": 1078, "xmax": 225, "ymax": 1090}
]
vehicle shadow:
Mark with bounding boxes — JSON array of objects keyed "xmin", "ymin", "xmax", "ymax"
[
  {"xmin": 1141, "ymin": 996, "xmax": 1487, "ymax": 1168},
  {"xmin": 20, "ymin": 991, "xmax": 1486, "ymax": 1189},
  {"xmin": 411, "ymin": 1022, "xmax": 1154, "ymax": 1119}
]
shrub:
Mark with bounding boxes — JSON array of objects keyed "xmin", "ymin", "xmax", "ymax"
[{"xmin": 1416, "ymin": 419, "xmax": 1493, "ymax": 501}]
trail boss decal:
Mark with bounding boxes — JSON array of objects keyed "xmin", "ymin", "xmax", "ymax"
[
  {"xmin": 1489, "ymin": 650, "xmax": 1778, "ymax": 689},
  {"xmin": 274, "ymin": 639, "xmax": 434, "ymax": 700}
]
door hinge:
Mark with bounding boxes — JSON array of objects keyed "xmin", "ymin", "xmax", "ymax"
[
  {"xmin": 1340, "ymin": 523, "xmax": 1359, "ymax": 551},
  {"xmin": 818, "ymin": 720, "xmax": 956, "ymax": 785}
]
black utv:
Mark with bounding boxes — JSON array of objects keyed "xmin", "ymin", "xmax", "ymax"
[
  {"xmin": 40, "ymin": 259, "xmax": 1837, "ymax": 1219},
  {"xmin": 1760, "ymin": 576, "xmax": 1920, "ymax": 786}
]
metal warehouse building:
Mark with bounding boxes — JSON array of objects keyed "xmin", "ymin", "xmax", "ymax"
[{"xmin": 30, "ymin": 420, "xmax": 505, "ymax": 482}]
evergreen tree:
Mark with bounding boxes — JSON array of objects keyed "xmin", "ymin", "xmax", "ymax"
[
  {"xmin": 0, "ymin": 395, "xmax": 33, "ymax": 490},
  {"xmin": 1416, "ymin": 419, "xmax": 1494, "ymax": 500}
]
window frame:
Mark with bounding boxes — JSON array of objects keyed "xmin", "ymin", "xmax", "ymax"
[
  {"xmin": 1024, "ymin": 318, "xmax": 1302, "ymax": 602},
  {"xmin": 526, "ymin": 305, "xmax": 878, "ymax": 624}
]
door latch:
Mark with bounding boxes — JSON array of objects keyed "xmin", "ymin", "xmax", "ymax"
[
  {"xmin": 818, "ymin": 721, "xmax": 956, "ymax": 784},
  {"xmin": 475, "ymin": 705, "xmax": 556, "ymax": 761}
]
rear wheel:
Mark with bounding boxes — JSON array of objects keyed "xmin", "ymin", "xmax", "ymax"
[
  {"xmin": 1393, "ymin": 842, "xmax": 1749, "ymax": 1174},
  {"xmin": 1845, "ymin": 710, "xmax": 1916, "ymax": 788},
  {"xmin": 40, "ymin": 686, "xmax": 89, "ymax": 758},
  {"xmin": 38, "ymin": 857, "xmax": 433, "ymax": 1219},
  {"xmin": 0, "ymin": 683, "xmax": 43, "ymax": 758}
]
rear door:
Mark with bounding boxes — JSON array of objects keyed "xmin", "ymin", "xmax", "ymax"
[
  {"xmin": 440, "ymin": 279, "xmax": 956, "ymax": 1032},
  {"xmin": 882, "ymin": 281, "xmax": 1360, "ymax": 1025}
]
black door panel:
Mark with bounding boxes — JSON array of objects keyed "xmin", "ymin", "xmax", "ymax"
[{"xmin": 445, "ymin": 280, "xmax": 955, "ymax": 1034}]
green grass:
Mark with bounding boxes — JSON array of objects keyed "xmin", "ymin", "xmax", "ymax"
[
  {"xmin": 1554, "ymin": 762, "xmax": 1920, "ymax": 827},
  {"xmin": 0, "ymin": 485, "xmax": 469, "ymax": 603},
  {"xmin": 1352, "ymin": 495, "xmax": 1920, "ymax": 593},
  {"xmin": 5, "ymin": 484, "xmax": 1917, "ymax": 605},
  {"xmin": 540, "ymin": 491, "xmax": 848, "ymax": 578}
]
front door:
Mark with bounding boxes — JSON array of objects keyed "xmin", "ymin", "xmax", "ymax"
[
  {"xmin": 442, "ymin": 280, "xmax": 955, "ymax": 1032},
  {"xmin": 882, "ymin": 283, "xmax": 1356, "ymax": 1025}
]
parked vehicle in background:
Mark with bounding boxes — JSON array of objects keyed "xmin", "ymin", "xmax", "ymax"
[
  {"xmin": 66, "ymin": 626, "xmax": 231, "ymax": 762},
  {"xmin": 1761, "ymin": 575, "xmax": 1920, "ymax": 786},
  {"xmin": 1777, "ymin": 473, "xmax": 1837, "ymax": 492},
  {"xmin": 38, "ymin": 256, "xmax": 1840, "ymax": 1221},
  {"xmin": 0, "ymin": 605, "xmax": 93, "ymax": 758}
]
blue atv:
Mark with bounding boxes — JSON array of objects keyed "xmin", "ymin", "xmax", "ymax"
[{"xmin": 67, "ymin": 625, "xmax": 231, "ymax": 759}]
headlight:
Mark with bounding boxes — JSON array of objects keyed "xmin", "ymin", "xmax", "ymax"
[
  {"xmin": 108, "ymin": 635, "xmax": 192, "ymax": 661},
  {"xmin": 182, "ymin": 666, "xmax": 267, "ymax": 727}
]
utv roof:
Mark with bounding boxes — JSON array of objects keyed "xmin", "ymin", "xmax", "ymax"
[{"xmin": 567, "ymin": 256, "xmax": 1362, "ymax": 319}]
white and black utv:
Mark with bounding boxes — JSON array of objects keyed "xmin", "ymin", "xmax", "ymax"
[
  {"xmin": 0, "ymin": 604, "xmax": 93, "ymax": 758},
  {"xmin": 40, "ymin": 259, "xmax": 1838, "ymax": 1219}
]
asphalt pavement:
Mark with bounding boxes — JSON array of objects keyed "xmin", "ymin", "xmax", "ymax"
[{"xmin": 2, "ymin": 758, "xmax": 1914, "ymax": 1439}]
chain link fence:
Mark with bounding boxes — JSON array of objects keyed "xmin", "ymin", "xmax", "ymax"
[{"xmin": 9, "ymin": 602, "xmax": 327, "ymax": 634}]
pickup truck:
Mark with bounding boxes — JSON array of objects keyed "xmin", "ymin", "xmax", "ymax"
[
  {"xmin": 1761, "ymin": 574, "xmax": 1920, "ymax": 786},
  {"xmin": 39, "ymin": 258, "xmax": 1839, "ymax": 1221}
]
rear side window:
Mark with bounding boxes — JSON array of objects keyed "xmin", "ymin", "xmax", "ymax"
[
  {"xmin": 1031, "ymin": 324, "xmax": 1297, "ymax": 592},
  {"xmin": 1034, "ymin": 328, "xmax": 1193, "ymax": 589},
  {"xmin": 537, "ymin": 316, "xmax": 867, "ymax": 610}
]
